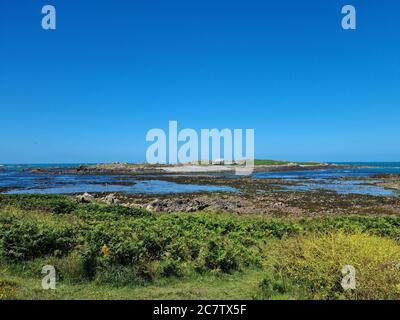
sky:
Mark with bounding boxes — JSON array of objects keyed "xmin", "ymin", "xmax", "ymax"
[{"xmin": 0, "ymin": 0, "xmax": 399, "ymax": 163}]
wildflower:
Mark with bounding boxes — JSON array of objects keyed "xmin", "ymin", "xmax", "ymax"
[{"xmin": 101, "ymin": 244, "xmax": 110, "ymax": 256}]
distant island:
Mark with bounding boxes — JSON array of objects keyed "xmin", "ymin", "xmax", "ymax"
[{"xmin": 28, "ymin": 159, "xmax": 351, "ymax": 175}]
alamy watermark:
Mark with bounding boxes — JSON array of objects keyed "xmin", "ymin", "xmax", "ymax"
[
  {"xmin": 41, "ymin": 265, "xmax": 56, "ymax": 290},
  {"xmin": 39, "ymin": 4, "xmax": 356, "ymax": 32},
  {"xmin": 41, "ymin": 5, "xmax": 56, "ymax": 30},
  {"xmin": 146, "ymin": 121, "xmax": 255, "ymax": 175},
  {"xmin": 342, "ymin": 5, "xmax": 356, "ymax": 30},
  {"xmin": 341, "ymin": 265, "xmax": 356, "ymax": 290}
]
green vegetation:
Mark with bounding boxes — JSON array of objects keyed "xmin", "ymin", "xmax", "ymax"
[
  {"xmin": 261, "ymin": 232, "xmax": 400, "ymax": 300},
  {"xmin": 254, "ymin": 159, "xmax": 291, "ymax": 165},
  {"xmin": 1, "ymin": 194, "xmax": 400, "ymax": 300},
  {"xmin": 254, "ymin": 159, "xmax": 323, "ymax": 166},
  {"xmin": 0, "ymin": 194, "xmax": 78, "ymax": 214}
]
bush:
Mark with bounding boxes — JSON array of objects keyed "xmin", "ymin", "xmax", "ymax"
[
  {"xmin": 195, "ymin": 237, "xmax": 256, "ymax": 273},
  {"xmin": 0, "ymin": 217, "xmax": 77, "ymax": 261},
  {"xmin": 77, "ymin": 203, "xmax": 151, "ymax": 219},
  {"xmin": 265, "ymin": 232, "xmax": 400, "ymax": 300},
  {"xmin": 255, "ymin": 272, "xmax": 290, "ymax": 299},
  {"xmin": 158, "ymin": 255, "xmax": 186, "ymax": 278},
  {"xmin": 46, "ymin": 250, "xmax": 87, "ymax": 283},
  {"xmin": 66, "ymin": 213, "xmax": 267, "ymax": 282},
  {"xmin": 302, "ymin": 216, "xmax": 400, "ymax": 239}
]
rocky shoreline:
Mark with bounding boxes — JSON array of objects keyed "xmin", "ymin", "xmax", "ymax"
[
  {"xmin": 71, "ymin": 173, "xmax": 400, "ymax": 218},
  {"xmin": 371, "ymin": 174, "xmax": 400, "ymax": 192},
  {"xmin": 13, "ymin": 163, "xmax": 400, "ymax": 217},
  {"xmin": 27, "ymin": 162, "xmax": 355, "ymax": 176}
]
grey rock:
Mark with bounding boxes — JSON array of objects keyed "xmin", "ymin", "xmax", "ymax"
[
  {"xmin": 104, "ymin": 193, "xmax": 120, "ymax": 205},
  {"xmin": 77, "ymin": 192, "xmax": 94, "ymax": 203}
]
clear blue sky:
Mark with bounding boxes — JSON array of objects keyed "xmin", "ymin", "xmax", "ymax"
[{"xmin": 1, "ymin": 0, "xmax": 399, "ymax": 163}]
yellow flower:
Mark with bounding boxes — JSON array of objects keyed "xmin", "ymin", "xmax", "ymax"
[{"xmin": 101, "ymin": 244, "xmax": 110, "ymax": 256}]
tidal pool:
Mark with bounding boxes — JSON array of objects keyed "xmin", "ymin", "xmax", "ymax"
[
  {"xmin": 275, "ymin": 179, "xmax": 396, "ymax": 196},
  {"xmin": 3, "ymin": 179, "xmax": 237, "ymax": 195}
]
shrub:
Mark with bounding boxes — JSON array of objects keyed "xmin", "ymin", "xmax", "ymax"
[
  {"xmin": 195, "ymin": 237, "xmax": 253, "ymax": 273},
  {"xmin": 158, "ymin": 253, "xmax": 186, "ymax": 278},
  {"xmin": 72, "ymin": 213, "xmax": 267, "ymax": 282},
  {"xmin": 302, "ymin": 216, "xmax": 400, "ymax": 239},
  {"xmin": 255, "ymin": 272, "xmax": 291, "ymax": 299},
  {"xmin": 77, "ymin": 203, "xmax": 152, "ymax": 219},
  {"xmin": 265, "ymin": 232, "xmax": 400, "ymax": 300},
  {"xmin": 46, "ymin": 250, "xmax": 87, "ymax": 283},
  {"xmin": 0, "ymin": 218, "xmax": 77, "ymax": 261},
  {"xmin": 80, "ymin": 243, "xmax": 98, "ymax": 280}
]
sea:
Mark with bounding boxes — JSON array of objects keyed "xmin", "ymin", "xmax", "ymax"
[{"xmin": 0, "ymin": 162, "xmax": 399, "ymax": 196}]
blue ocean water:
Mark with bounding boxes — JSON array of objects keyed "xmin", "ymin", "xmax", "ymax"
[
  {"xmin": 0, "ymin": 163, "xmax": 399, "ymax": 196},
  {"xmin": 253, "ymin": 162, "xmax": 400, "ymax": 196},
  {"xmin": 254, "ymin": 162, "xmax": 400, "ymax": 179},
  {"xmin": 0, "ymin": 164, "xmax": 236, "ymax": 195}
]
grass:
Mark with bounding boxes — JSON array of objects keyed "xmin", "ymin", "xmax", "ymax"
[
  {"xmin": 1, "ymin": 194, "xmax": 400, "ymax": 300},
  {"xmin": 1, "ymin": 265, "xmax": 264, "ymax": 300},
  {"xmin": 254, "ymin": 159, "xmax": 323, "ymax": 166}
]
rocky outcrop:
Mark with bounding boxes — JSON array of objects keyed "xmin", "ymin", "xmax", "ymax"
[
  {"xmin": 140, "ymin": 196, "xmax": 243, "ymax": 213},
  {"xmin": 103, "ymin": 193, "xmax": 120, "ymax": 205},
  {"xmin": 76, "ymin": 192, "xmax": 94, "ymax": 203}
]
